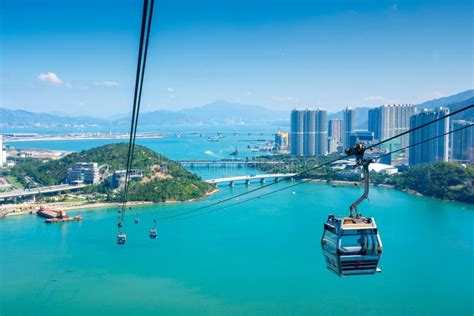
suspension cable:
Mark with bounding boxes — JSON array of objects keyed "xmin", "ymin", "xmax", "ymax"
[
  {"xmin": 156, "ymin": 104, "xmax": 473, "ymax": 221},
  {"xmin": 119, "ymin": 0, "xmax": 155, "ymax": 227},
  {"xmin": 159, "ymin": 120, "xmax": 473, "ymax": 222}
]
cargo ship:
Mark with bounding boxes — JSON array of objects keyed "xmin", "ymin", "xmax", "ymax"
[{"xmin": 37, "ymin": 206, "xmax": 61, "ymax": 219}]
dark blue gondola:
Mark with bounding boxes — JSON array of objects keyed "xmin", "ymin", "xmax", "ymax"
[{"xmin": 149, "ymin": 219, "xmax": 158, "ymax": 239}]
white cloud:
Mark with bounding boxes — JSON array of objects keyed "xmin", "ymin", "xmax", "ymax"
[
  {"xmin": 364, "ymin": 96, "xmax": 385, "ymax": 102},
  {"xmin": 94, "ymin": 81, "xmax": 119, "ymax": 88},
  {"xmin": 38, "ymin": 72, "xmax": 63, "ymax": 85},
  {"xmin": 432, "ymin": 91, "xmax": 447, "ymax": 98},
  {"xmin": 272, "ymin": 96, "xmax": 299, "ymax": 103},
  {"xmin": 166, "ymin": 87, "xmax": 176, "ymax": 99}
]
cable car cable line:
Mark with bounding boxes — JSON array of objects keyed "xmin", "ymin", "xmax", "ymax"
[
  {"xmin": 155, "ymin": 104, "xmax": 473, "ymax": 222},
  {"xmin": 159, "ymin": 123, "xmax": 472, "ymax": 223},
  {"xmin": 117, "ymin": 0, "xmax": 155, "ymax": 245}
]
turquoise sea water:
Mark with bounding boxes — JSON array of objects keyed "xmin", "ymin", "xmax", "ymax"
[{"xmin": 1, "ymin": 133, "xmax": 473, "ymax": 315}]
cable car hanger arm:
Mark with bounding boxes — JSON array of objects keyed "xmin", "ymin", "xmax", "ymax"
[{"xmin": 345, "ymin": 143, "xmax": 372, "ymax": 217}]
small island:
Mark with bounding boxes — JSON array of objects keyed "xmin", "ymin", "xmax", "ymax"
[{"xmin": 2, "ymin": 143, "xmax": 215, "ymax": 208}]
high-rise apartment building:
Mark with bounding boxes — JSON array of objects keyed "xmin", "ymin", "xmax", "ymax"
[
  {"xmin": 0, "ymin": 136, "xmax": 5, "ymax": 167},
  {"xmin": 327, "ymin": 137, "xmax": 339, "ymax": 154},
  {"xmin": 349, "ymin": 131, "xmax": 375, "ymax": 148},
  {"xmin": 304, "ymin": 110, "xmax": 317, "ymax": 155},
  {"xmin": 368, "ymin": 108, "xmax": 381, "ymax": 140},
  {"xmin": 290, "ymin": 109, "xmax": 327, "ymax": 156},
  {"xmin": 368, "ymin": 104, "xmax": 416, "ymax": 146},
  {"xmin": 290, "ymin": 110, "xmax": 305, "ymax": 156},
  {"xmin": 343, "ymin": 107, "xmax": 355, "ymax": 149},
  {"xmin": 328, "ymin": 118, "xmax": 343, "ymax": 145},
  {"xmin": 275, "ymin": 131, "xmax": 289, "ymax": 152},
  {"xmin": 452, "ymin": 120, "xmax": 473, "ymax": 162},
  {"xmin": 409, "ymin": 108, "xmax": 449, "ymax": 166}
]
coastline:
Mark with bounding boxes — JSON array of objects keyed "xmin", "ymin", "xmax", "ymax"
[
  {"xmin": 308, "ymin": 178, "xmax": 394, "ymax": 189},
  {"xmin": 4, "ymin": 135, "xmax": 164, "ymax": 143},
  {"xmin": 1, "ymin": 188, "xmax": 220, "ymax": 218}
]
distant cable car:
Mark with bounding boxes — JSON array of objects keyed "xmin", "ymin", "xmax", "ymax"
[
  {"xmin": 149, "ymin": 219, "xmax": 158, "ymax": 239},
  {"xmin": 321, "ymin": 143, "xmax": 383, "ymax": 276},
  {"xmin": 117, "ymin": 232, "xmax": 126, "ymax": 245}
]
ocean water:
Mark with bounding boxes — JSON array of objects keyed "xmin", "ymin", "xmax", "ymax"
[{"xmin": 1, "ymin": 133, "xmax": 473, "ymax": 315}]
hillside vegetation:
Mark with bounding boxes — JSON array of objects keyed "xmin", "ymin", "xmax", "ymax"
[
  {"xmin": 254, "ymin": 156, "xmax": 473, "ymax": 204},
  {"xmin": 393, "ymin": 162, "xmax": 474, "ymax": 204},
  {"xmin": 8, "ymin": 143, "xmax": 214, "ymax": 202}
]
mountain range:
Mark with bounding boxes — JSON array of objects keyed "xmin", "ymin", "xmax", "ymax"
[
  {"xmin": 1, "ymin": 90, "xmax": 472, "ymax": 128},
  {"xmin": 113, "ymin": 101, "xmax": 288, "ymax": 126}
]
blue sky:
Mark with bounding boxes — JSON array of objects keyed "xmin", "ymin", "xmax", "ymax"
[{"xmin": 1, "ymin": 0, "xmax": 472, "ymax": 117}]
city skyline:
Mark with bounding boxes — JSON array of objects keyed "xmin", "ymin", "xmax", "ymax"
[{"xmin": 1, "ymin": 0, "xmax": 472, "ymax": 117}]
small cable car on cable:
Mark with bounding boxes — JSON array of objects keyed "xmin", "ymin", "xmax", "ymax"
[
  {"xmin": 149, "ymin": 219, "xmax": 158, "ymax": 239},
  {"xmin": 117, "ymin": 232, "xmax": 127, "ymax": 245},
  {"xmin": 321, "ymin": 143, "xmax": 383, "ymax": 276}
]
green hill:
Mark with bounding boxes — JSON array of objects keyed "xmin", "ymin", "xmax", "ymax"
[
  {"xmin": 393, "ymin": 162, "xmax": 474, "ymax": 204},
  {"xmin": 9, "ymin": 143, "xmax": 214, "ymax": 202}
]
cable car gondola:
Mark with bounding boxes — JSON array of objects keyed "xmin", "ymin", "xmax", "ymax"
[
  {"xmin": 149, "ymin": 219, "xmax": 158, "ymax": 239},
  {"xmin": 321, "ymin": 143, "xmax": 383, "ymax": 276},
  {"xmin": 117, "ymin": 232, "xmax": 127, "ymax": 245}
]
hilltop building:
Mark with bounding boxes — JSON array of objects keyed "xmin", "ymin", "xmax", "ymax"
[
  {"xmin": 110, "ymin": 169, "xmax": 144, "ymax": 189},
  {"xmin": 409, "ymin": 107, "xmax": 449, "ymax": 166},
  {"xmin": 67, "ymin": 162, "xmax": 100, "ymax": 184},
  {"xmin": 291, "ymin": 109, "xmax": 327, "ymax": 156},
  {"xmin": 343, "ymin": 107, "xmax": 355, "ymax": 150},
  {"xmin": 452, "ymin": 120, "xmax": 474, "ymax": 162}
]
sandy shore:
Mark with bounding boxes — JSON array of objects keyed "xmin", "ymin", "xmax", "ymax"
[{"xmin": 1, "ymin": 188, "xmax": 220, "ymax": 218}]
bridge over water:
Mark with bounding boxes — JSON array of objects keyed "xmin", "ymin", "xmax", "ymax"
[
  {"xmin": 179, "ymin": 160, "xmax": 284, "ymax": 168},
  {"xmin": 205, "ymin": 173, "xmax": 297, "ymax": 186}
]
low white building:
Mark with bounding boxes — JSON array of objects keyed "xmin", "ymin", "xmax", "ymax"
[{"xmin": 368, "ymin": 163, "xmax": 398, "ymax": 175}]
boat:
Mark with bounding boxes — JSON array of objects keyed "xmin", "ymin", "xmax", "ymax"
[
  {"xmin": 37, "ymin": 206, "xmax": 59, "ymax": 219},
  {"xmin": 45, "ymin": 215, "xmax": 83, "ymax": 223},
  {"xmin": 207, "ymin": 137, "xmax": 220, "ymax": 142},
  {"xmin": 230, "ymin": 148, "xmax": 238, "ymax": 156}
]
